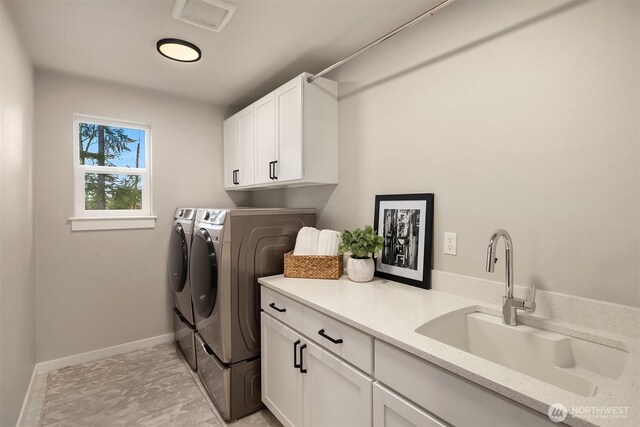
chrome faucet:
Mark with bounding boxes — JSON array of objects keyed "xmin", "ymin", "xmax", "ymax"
[{"xmin": 485, "ymin": 229, "xmax": 536, "ymax": 326}]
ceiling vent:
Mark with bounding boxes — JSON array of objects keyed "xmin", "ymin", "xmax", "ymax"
[{"xmin": 172, "ymin": 0, "xmax": 236, "ymax": 33}]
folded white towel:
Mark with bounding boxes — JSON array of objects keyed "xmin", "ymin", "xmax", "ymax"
[
  {"xmin": 293, "ymin": 227, "xmax": 320, "ymax": 256},
  {"xmin": 317, "ymin": 230, "xmax": 341, "ymax": 256}
]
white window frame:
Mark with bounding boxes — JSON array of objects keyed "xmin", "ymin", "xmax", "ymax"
[{"xmin": 70, "ymin": 114, "xmax": 155, "ymax": 231}]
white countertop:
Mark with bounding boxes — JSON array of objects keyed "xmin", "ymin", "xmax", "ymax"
[{"xmin": 258, "ymin": 274, "xmax": 639, "ymax": 427}]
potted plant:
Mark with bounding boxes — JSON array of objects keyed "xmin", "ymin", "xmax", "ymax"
[{"xmin": 339, "ymin": 225, "xmax": 384, "ymax": 282}]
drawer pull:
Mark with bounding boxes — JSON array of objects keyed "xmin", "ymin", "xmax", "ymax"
[
  {"xmin": 293, "ymin": 339, "xmax": 301, "ymax": 368},
  {"xmin": 299, "ymin": 343, "xmax": 308, "ymax": 373},
  {"xmin": 269, "ymin": 302, "xmax": 286, "ymax": 313},
  {"xmin": 195, "ymin": 333, "xmax": 213, "ymax": 356},
  {"xmin": 318, "ymin": 329, "xmax": 343, "ymax": 344}
]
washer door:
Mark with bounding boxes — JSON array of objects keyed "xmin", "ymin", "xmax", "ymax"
[
  {"xmin": 168, "ymin": 223, "xmax": 188, "ymax": 293},
  {"xmin": 190, "ymin": 228, "xmax": 218, "ymax": 318}
]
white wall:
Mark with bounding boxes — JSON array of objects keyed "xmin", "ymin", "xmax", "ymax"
[
  {"xmin": 0, "ymin": 1, "xmax": 35, "ymax": 425},
  {"xmin": 34, "ymin": 70, "xmax": 250, "ymax": 362},
  {"xmin": 252, "ymin": 0, "xmax": 640, "ymax": 307}
]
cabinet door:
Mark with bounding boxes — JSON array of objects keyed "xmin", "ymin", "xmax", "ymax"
[
  {"xmin": 254, "ymin": 92, "xmax": 276, "ymax": 185},
  {"xmin": 275, "ymin": 76, "xmax": 303, "ymax": 182},
  {"xmin": 261, "ymin": 313, "xmax": 303, "ymax": 427},
  {"xmin": 237, "ymin": 105, "xmax": 255, "ymax": 187},
  {"xmin": 223, "ymin": 114, "xmax": 239, "ymax": 189},
  {"xmin": 373, "ymin": 383, "xmax": 447, "ymax": 427},
  {"xmin": 303, "ymin": 340, "xmax": 372, "ymax": 427},
  {"xmin": 375, "ymin": 341, "xmax": 555, "ymax": 427}
]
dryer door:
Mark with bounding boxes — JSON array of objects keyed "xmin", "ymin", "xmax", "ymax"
[
  {"xmin": 168, "ymin": 223, "xmax": 188, "ymax": 293},
  {"xmin": 190, "ymin": 228, "xmax": 218, "ymax": 319}
]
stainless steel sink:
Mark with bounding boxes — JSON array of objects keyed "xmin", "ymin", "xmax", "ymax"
[{"xmin": 415, "ymin": 306, "xmax": 630, "ymax": 396}]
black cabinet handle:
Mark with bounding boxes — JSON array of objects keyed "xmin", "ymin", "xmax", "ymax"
[
  {"xmin": 318, "ymin": 329, "xmax": 343, "ymax": 344},
  {"xmin": 299, "ymin": 343, "xmax": 307, "ymax": 373},
  {"xmin": 268, "ymin": 161, "xmax": 274, "ymax": 180},
  {"xmin": 235, "ymin": 169, "xmax": 239, "ymax": 185},
  {"xmin": 273, "ymin": 160, "xmax": 278, "ymax": 180},
  {"xmin": 269, "ymin": 302, "xmax": 286, "ymax": 313},
  {"xmin": 232, "ymin": 169, "xmax": 239, "ymax": 185},
  {"xmin": 293, "ymin": 339, "xmax": 301, "ymax": 368}
]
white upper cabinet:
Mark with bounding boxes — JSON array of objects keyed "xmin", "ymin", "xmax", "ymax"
[
  {"xmin": 224, "ymin": 104, "xmax": 255, "ymax": 188},
  {"xmin": 237, "ymin": 105, "xmax": 255, "ymax": 187},
  {"xmin": 223, "ymin": 113, "xmax": 239, "ymax": 188},
  {"xmin": 254, "ymin": 92, "xmax": 276, "ymax": 185},
  {"xmin": 275, "ymin": 76, "xmax": 303, "ymax": 183},
  {"xmin": 223, "ymin": 72, "xmax": 338, "ymax": 190}
]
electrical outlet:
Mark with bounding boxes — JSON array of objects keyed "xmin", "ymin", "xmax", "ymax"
[{"xmin": 444, "ymin": 232, "xmax": 457, "ymax": 255}]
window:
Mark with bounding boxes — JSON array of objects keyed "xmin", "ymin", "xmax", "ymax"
[{"xmin": 71, "ymin": 115, "xmax": 155, "ymax": 231}]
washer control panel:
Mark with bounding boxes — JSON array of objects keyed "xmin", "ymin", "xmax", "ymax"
[{"xmin": 198, "ymin": 209, "xmax": 227, "ymax": 225}]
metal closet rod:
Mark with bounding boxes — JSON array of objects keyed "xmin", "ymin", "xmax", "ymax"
[{"xmin": 307, "ymin": 0, "xmax": 457, "ymax": 83}]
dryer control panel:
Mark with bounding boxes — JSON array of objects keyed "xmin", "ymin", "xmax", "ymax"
[{"xmin": 174, "ymin": 207, "xmax": 195, "ymax": 220}]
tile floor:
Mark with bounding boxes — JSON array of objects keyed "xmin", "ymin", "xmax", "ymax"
[{"xmin": 20, "ymin": 343, "xmax": 281, "ymax": 427}]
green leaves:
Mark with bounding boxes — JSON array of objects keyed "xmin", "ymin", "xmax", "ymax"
[
  {"xmin": 79, "ymin": 123, "xmax": 136, "ymax": 167},
  {"xmin": 339, "ymin": 225, "xmax": 384, "ymax": 259},
  {"xmin": 84, "ymin": 173, "xmax": 142, "ymax": 210}
]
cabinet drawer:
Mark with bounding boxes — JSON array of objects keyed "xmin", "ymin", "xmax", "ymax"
[
  {"xmin": 375, "ymin": 341, "xmax": 555, "ymax": 427},
  {"xmin": 303, "ymin": 306, "xmax": 373, "ymax": 374},
  {"xmin": 261, "ymin": 287, "xmax": 303, "ymax": 331}
]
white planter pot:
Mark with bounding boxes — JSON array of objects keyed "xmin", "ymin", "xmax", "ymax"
[{"xmin": 347, "ymin": 257, "xmax": 375, "ymax": 282}]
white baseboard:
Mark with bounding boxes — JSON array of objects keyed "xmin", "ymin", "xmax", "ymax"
[
  {"xmin": 36, "ymin": 332, "xmax": 174, "ymax": 375},
  {"xmin": 15, "ymin": 364, "xmax": 38, "ymax": 427}
]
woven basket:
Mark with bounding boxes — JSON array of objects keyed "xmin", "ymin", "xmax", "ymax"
[{"xmin": 284, "ymin": 251, "xmax": 343, "ymax": 280}]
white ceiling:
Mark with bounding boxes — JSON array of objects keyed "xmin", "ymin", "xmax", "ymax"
[{"xmin": 8, "ymin": 0, "xmax": 437, "ymax": 107}]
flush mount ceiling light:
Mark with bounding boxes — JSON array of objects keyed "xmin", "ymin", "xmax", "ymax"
[{"xmin": 157, "ymin": 38, "xmax": 201, "ymax": 63}]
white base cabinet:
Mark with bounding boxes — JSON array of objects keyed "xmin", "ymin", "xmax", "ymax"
[
  {"xmin": 261, "ymin": 313, "xmax": 372, "ymax": 427},
  {"xmin": 261, "ymin": 285, "xmax": 558, "ymax": 427},
  {"xmin": 303, "ymin": 340, "xmax": 372, "ymax": 427},
  {"xmin": 373, "ymin": 383, "xmax": 446, "ymax": 427},
  {"xmin": 261, "ymin": 313, "xmax": 303, "ymax": 427},
  {"xmin": 374, "ymin": 341, "xmax": 556, "ymax": 427}
]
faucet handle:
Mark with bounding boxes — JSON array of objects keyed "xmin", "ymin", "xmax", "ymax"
[{"xmin": 524, "ymin": 284, "xmax": 536, "ymax": 312}]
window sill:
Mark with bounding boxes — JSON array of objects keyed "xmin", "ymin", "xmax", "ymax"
[{"xmin": 69, "ymin": 216, "xmax": 157, "ymax": 231}]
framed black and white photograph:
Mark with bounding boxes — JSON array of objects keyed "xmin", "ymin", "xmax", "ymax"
[{"xmin": 373, "ymin": 193, "xmax": 434, "ymax": 289}]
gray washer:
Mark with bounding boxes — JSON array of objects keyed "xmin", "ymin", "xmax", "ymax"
[{"xmin": 190, "ymin": 208, "xmax": 315, "ymax": 421}]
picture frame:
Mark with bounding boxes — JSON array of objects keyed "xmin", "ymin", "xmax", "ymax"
[{"xmin": 373, "ymin": 193, "xmax": 434, "ymax": 289}]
